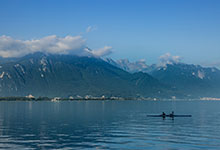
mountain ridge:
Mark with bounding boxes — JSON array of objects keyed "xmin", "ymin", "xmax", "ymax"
[
  {"xmin": 0, "ymin": 53, "xmax": 219, "ymax": 98},
  {"xmin": 106, "ymin": 58, "xmax": 220, "ymax": 97},
  {"xmin": 0, "ymin": 53, "xmax": 173, "ymax": 98}
]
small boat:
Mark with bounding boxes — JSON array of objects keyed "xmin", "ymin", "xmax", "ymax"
[{"xmin": 147, "ymin": 114, "xmax": 192, "ymax": 117}]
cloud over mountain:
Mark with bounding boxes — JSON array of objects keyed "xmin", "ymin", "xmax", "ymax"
[
  {"xmin": 0, "ymin": 35, "xmax": 111, "ymax": 58},
  {"xmin": 90, "ymin": 46, "xmax": 112, "ymax": 57},
  {"xmin": 159, "ymin": 53, "xmax": 181, "ymax": 66}
]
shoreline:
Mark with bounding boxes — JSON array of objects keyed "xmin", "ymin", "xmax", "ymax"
[{"xmin": 0, "ymin": 97, "xmax": 220, "ymax": 101}]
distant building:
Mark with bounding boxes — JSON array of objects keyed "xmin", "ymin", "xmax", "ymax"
[
  {"xmin": 172, "ymin": 96, "xmax": 176, "ymax": 99},
  {"xmin": 51, "ymin": 97, "xmax": 61, "ymax": 101},
  {"xmin": 26, "ymin": 94, "xmax": 35, "ymax": 99},
  {"xmin": 69, "ymin": 96, "xmax": 74, "ymax": 100},
  {"xmin": 85, "ymin": 95, "xmax": 92, "ymax": 99},
  {"xmin": 200, "ymin": 97, "xmax": 220, "ymax": 100}
]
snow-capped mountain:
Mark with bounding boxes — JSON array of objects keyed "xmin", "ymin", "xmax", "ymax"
[
  {"xmin": 0, "ymin": 52, "xmax": 170, "ymax": 98},
  {"xmin": 148, "ymin": 63, "xmax": 220, "ymax": 97},
  {"xmin": 104, "ymin": 58, "xmax": 149, "ymax": 73},
  {"xmin": 105, "ymin": 58, "xmax": 220, "ymax": 97}
]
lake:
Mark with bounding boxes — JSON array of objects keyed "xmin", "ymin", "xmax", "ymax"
[{"xmin": 0, "ymin": 100, "xmax": 220, "ymax": 149}]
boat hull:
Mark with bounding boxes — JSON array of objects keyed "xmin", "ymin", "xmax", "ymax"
[{"xmin": 147, "ymin": 115, "xmax": 192, "ymax": 117}]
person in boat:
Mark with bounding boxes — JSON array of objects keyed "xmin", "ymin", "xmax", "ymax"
[
  {"xmin": 169, "ymin": 111, "xmax": 174, "ymax": 117},
  {"xmin": 162, "ymin": 112, "xmax": 166, "ymax": 117}
]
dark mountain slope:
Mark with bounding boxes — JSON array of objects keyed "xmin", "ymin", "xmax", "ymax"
[
  {"xmin": 0, "ymin": 53, "xmax": 171, "ymax": 98},
  {"xmin": 149, "ymin": 63, "xmax": 220, "ymax": 97}
]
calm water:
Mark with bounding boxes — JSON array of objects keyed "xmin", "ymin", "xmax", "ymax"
[{"xmin": 0, "ymin": 100, "xmax": 220, "ymax": 150}]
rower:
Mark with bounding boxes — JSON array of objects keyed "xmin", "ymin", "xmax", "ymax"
[
  {"xmin": 162, "ymin": 112, "xmax": 166, "ymax": 117},
  {"xmin": 169, "ymin": 111, "xmax": 174, "ymax": 117}
]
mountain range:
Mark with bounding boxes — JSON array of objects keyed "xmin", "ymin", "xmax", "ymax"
[
  {"xmin": 106, "ymin": 58, "xmax": 220, "ymax": 97},
  {"xmin": 0, "ymin": 53, "xmax": 175, "ymax": 98},
  {"xmin": 0, "ymin": 52, "xmax": 219, "ymax": 98}
]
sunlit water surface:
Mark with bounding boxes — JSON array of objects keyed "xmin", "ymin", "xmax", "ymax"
[{"xmin": 0, "ymin": 100, "xmax": 220, "ymax": 150}]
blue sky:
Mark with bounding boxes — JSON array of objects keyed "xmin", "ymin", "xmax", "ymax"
[{"xmin": 0, "ymin": 0, "xmax": 220, "ymax": 66}]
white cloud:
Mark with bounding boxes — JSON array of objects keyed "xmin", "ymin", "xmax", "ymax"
[
  {"xmin": 159, "ymin": 53, "xmax": 181, "ymax": 66},
  {"xmin": 86, "ymin": 46, "xmax": 113, "ymax": 57},
  {"xmin": 0, "ymin": 35, "xmax": 29, "ymax": 57},
  {"xmin": 86, "ymin": 26, "xmax": 97, "ymax": 33},
  {"xmin": 0, "ymin": 35, "xmax": 111, "ymax": 58}
]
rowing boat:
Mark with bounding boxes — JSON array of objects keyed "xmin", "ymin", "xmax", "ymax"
[{"xmin": 147, "ymin": 114, "xmax": 192, "ymax": 117}]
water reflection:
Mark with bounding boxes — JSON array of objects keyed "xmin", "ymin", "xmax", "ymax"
[{"xmin": 0, "ymin": 100, "xmax": 219, "ymax": 149}]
